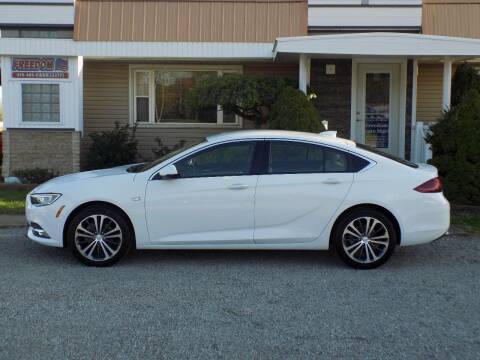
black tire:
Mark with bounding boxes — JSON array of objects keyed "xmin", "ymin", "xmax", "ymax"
[
  {"xmin": 333, "ymin": 208, "xmax": 396, "ymax": 269},
  {"xmin": 67, "ymin": 205, "xmax": 133, "ymax": 267}
]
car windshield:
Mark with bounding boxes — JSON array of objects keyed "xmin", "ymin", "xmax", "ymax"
[
  {"xmin": 127, "ymin": 139, "xmax": 206, "ymax": 173},
  {"xmin": 355, "ymin": 143, "xmax": 419, "ymax": 169}
]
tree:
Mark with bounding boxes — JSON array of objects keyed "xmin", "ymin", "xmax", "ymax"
[
  {"xmin": 451, "ymin": 63, "xmax": 480, "ymax": 108},
  {"xmin": 186, "ymin": 74, "xmax": 293, "ymax": 127},
  {"xmin": 268, "ymin": 87, "xmax": 325, "ymax": 133},
  {"xmin": 426, "ymin": 89, "xmax": 480, "ymax": 204}
]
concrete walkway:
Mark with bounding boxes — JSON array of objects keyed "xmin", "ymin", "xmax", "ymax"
[{"xmin": 0, "ymin": 215, "xmax": 26, "ymax": 228}]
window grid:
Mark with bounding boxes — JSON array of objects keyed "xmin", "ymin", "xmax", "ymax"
[{"xmin": 22, "ymin": 84, "xmax": 60, "ymax": 123}]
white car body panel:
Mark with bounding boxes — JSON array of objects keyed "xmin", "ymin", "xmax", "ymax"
[
  {"xmin": 254, "ymin": 172, "xmax": 353, "ymax": 245},
  {"xmin": 145, "ymin": 175, "xmax": 258, "ymax": 244},
  {"xmin": 25, "ymin": 130, "xmax": 450, "ymax": 253}
]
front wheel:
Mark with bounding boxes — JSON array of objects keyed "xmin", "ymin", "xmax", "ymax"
[
  {"xmin": 333, "ymin": 209, "xmax": 397, "ymax": 269},
  {"xmin": 67, "ymin": 205, "xmax": 133, "ymax": 266}
]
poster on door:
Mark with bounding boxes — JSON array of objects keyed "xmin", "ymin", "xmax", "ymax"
[
  {"xmin": 365, "ymin": 105, "xmax": 389, "ymax": 149},
  {"xmin": 11, "ymin": 57, "xmax": 69, "ymax": 79}
]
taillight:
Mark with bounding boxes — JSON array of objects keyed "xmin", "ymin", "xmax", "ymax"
[{"xmin": 414, "ymin": 177, "xmax": 443, "ymax": 193}]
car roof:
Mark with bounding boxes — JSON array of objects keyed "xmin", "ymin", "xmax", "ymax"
[{"xmin": 206, "ymin": 130, "xmax": 356, "ymax": 149}]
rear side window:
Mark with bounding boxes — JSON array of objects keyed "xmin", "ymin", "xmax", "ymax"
[
  {"xmin": 268, "ymin": 141, "xmax": 370, "ymax": 174},
  {"xmin": 356, "ymin": 143, "xmax": 419, "ymax": 169}
]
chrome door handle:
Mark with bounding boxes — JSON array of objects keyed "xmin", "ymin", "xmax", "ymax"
[
  {"xmin": 229, "ymin": 183, "xmax": 249, "ymax": 190},
  {"xmin": 322, "ymin": 178, "xmax": 341, "ymax": 185}
]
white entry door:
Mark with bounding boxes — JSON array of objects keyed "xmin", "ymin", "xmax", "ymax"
[{"xmin": 356, "ymin": 63, "xmax": 401, "ymax": 156}]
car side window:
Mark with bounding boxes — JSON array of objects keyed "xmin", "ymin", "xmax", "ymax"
[
  {"xmin": 268, "ymin": 141, "xmax": 368, "ymax": 174},
  {"xmin": 175, "ymin": 141, "xmax": 256, "ymax": 178}
]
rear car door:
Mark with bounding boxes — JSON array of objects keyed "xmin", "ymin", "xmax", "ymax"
[
  {"xmin": 254, "ymin": 140, "xmax": 362, "ymax": 244},
  {"xmin": 145, "ymin": 140, "xmax": 261, "ymax": 245}
]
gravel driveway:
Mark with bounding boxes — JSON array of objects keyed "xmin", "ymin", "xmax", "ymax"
[{"xmin": 0, "ymin": 227, "xmax": 479, "ymax": 360}]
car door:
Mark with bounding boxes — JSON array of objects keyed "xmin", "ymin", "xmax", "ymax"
[
  {"xmin": 254, "ymin": 140, "xmax": 356, "ymax": 244},
  {"xmin": 145, "ymin": 140, "xmax": 261, "ymax": 245}
]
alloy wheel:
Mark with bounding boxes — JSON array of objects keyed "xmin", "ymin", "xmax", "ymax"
[
  {"xmin": 341, "ymin": 216, "xmax": 390, "ymax": 264},
  {"xmin": 74, "ymin": 214, "xmax": 123, "ymax": 262}
]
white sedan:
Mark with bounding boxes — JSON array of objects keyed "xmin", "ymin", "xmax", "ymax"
[{"xmin": 26, "ymin": 130, "xmax": 450, "ymax": 269}]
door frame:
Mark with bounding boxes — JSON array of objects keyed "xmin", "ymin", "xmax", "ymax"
[{"xmin": 350, "ymin": 57, "xmax": 407, "ymax": 158}]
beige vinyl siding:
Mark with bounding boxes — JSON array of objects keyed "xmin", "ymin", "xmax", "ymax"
[
  {"xmin": 74, "ymin": 0, "xmax": 307, "ymax": 42},
  {"xmin": 423, "ymin": 1, "xmax": 480, "ymax": 38},
  {"xmin": 82, "ymin": 60, "xmax": 297, "ymax": 165},
  {"xmin": 416, "ymin": 63, "xmax": 449, "ymax": 123}
]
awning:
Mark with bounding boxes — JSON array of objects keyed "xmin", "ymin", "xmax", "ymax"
[{"xmin": 274, "ymin": 32, "xmax": 480, "ymax": 59}]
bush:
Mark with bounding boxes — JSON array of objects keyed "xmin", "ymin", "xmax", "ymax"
[
  {"xmin": 85, "ymin": 122, "xmax": 138, "ymax": 170},
  {"xmin": 426, "ymin": 89, "xmax": 480, "ymax": 205},
  {"xmin": 13, "ymin": 168, "xmax": 58, "ymax": 184},
  {"xmin": 152, "ymin": 138, "xmax": 186, "ymax": 159},
  {"xmin": 451, "ymin": 63, "xmax": 480, "ymax": 108},
  {"xmin": 268, "ymin": 87, "xmax": 325, "ymax": 133}
]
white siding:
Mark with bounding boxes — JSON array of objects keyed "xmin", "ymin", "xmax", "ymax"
[
  {"xmin": 0, "ymin": 56, "xmax": 83, "ymax": 131},
  {"xmin": 0, "ymin": 3, "xmax": 73, "ymax": 26},
  {"xmin": 0, "ymin": 38, "xmax": 274, "ymax": 59},
  {"xmin": 308, "ymin": 1, "xmax": 422, "ymax": 30}
]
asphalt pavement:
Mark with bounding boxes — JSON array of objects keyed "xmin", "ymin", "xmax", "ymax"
[{"xmin": 0, "ymin": 227, "xmax": 479, "ymax": 359}]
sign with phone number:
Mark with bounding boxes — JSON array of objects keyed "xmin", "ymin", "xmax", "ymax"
[{"xmin": 11, "ymin": 57, "xmax": 69, "ymax": 79}]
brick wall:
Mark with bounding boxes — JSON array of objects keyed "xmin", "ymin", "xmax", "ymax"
[
  {"xmin": 2, "ymin": 129, "xmax": 80, "ymax": 178},
  {"xmin": 310, "ymin": 59, "xmax": 352, "ymax": 138}
]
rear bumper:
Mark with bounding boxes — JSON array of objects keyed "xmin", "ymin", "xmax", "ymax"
[{"xmin": 400, "ymin": 193, "xmax": 450, "ymax": 246}]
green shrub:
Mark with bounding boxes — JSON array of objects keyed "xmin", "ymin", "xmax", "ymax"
[
  {"xmin": 152, "ymin": 138, "xmax": 186, "ymax": 159},
  {"xmin": 426, "ymin": 89, "xmax": 480, "ymax": 205},
  {"xmin": 268, "ymin": 87, "xmax": 325, "ymax": 133},
  {"xmin": 85, "ymin": 122, "xmax": 138, "ymax": 170},
  {"xmin": 13, "ymin": 168, "xmax": 58, "ymax": 184},
  {"xmin": 451, "ymin": 63, "xmax": 480, "ymax": 108}
]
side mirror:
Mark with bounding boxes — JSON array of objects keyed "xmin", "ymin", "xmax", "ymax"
[{"xmin": 157, "ymin": 164, "xmax": 179, "ymax": 180}]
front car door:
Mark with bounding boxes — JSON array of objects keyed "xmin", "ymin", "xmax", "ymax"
[
  {"xmin": 145, "ymin": 140, "xmax": 261, "ymax": 245},
  {"xmin": 254, "ymin": 140, "xmax": 365, "ymax": 244}
]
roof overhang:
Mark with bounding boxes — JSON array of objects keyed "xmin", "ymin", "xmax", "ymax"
[
  {"xmin": 0, "ymin": 38, "xmax": 274, "ymax": 60},
  {"xmin": 274, "ymin": 32, "xmax": 480, "ymax": 59}
]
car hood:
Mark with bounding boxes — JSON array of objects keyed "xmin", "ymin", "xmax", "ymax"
[{"xmin": 31, "ymin": 165, "xmax": 134, "ymax": 192}]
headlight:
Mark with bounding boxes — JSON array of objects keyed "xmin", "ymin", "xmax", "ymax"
[{"xmin": 29, "ymin": 193, "xmax": 62, "ymax": 207}]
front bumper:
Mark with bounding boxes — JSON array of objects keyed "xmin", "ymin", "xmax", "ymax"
[{"xmin": 25, "ymin": 196, "xmax": 67, "ymax": 248}]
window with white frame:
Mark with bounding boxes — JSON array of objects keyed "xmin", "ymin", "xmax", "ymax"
[
  {"xmin": 132, "ymin": 66, "xmax": 240, "ymax": 126},
  {"xmin": 22, "ymin": 84, "xmax": 60, "ymax": 122}
]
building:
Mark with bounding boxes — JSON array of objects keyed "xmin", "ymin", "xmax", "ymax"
[{"xmin": 2, "ymin": 0, "xmax": 480, "ymax": 177}]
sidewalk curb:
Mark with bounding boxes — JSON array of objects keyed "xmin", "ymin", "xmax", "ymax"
[{"xmin": 0, "ymin": 215, "xmax": 26, "ymax": 228}]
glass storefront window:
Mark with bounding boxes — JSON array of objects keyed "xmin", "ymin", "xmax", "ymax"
[{"xmin": 133, "ymin": 67, "xmax": 240, "ymax": 126}]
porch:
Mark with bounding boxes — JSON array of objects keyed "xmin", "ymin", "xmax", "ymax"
[{"xmin": 275, "ymin": 33, "xmax": 480, "ymax": 161}]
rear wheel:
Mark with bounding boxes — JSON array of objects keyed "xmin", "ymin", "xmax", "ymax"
[
  {"xmin": 67, "ymin": 205, "xmax": 133, "ymax": 266},
  {"xmin": 333, "ymin": 209, "xmax": 396, "ymax": 269}
]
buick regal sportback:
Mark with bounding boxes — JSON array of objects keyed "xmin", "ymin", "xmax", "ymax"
[{"xmin": 26, "ymin": 130, "xmax": 450, "ymax": 269}]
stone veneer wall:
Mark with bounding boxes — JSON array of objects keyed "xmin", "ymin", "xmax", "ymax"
[
  {"xmin": 310, "ymin": 59, "xmax": 353, "ymax": 138},
  {"xmin": 2, "ymin": 129, "xmax": 80, "ymax": 178}
]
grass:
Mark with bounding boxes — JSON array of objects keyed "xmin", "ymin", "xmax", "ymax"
[
  {"xmin": 451, "ymin": 212, "xmax": 480, "ymax": 234},
  {"xmin": 0, "ymin": 188, "xmax": 30, "ymax": 215}
]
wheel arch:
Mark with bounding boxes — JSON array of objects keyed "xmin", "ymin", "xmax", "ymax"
[
  {"xmin": 62, "ymin": 201, "xmax": 136, "ymax": 248},
  {"xmin": 329, "ymin": 203, "xmax": 402, "ymax": 247}
]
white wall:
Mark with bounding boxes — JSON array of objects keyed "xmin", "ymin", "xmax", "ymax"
[
  {"xmin": 0, "ymin": 56, "xmax": 82, "ymax": 131},
  {"xmin": 308, "ymin": 1, "xmax": 422, "ymax": 29},
  {"xmin": 0, "ymin": 1, "xmax": 74, "ymax": 26}
]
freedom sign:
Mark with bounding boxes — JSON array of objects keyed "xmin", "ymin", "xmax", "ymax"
[{"xmin": 11, "ymin": 57, "xmax": 69, "ymax": 79}]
